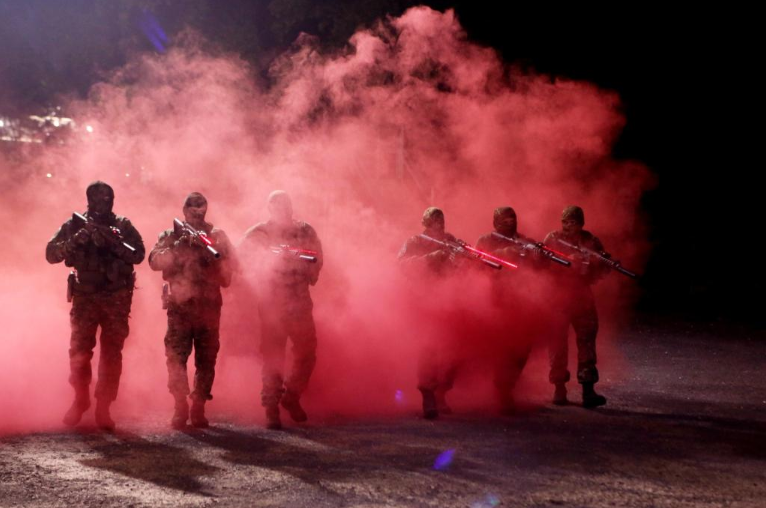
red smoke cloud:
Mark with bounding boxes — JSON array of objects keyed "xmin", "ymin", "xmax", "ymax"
[{"xmin": 0, "ymin": 7, "xmax": 652, "ymax": 434}]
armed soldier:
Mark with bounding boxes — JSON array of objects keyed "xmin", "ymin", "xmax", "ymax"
[
  {"xmin": 543, "ymin": 205, "xmax": 610, "ymax": 408},
  {"xmin": 46, "ymin": 181, "xmax": 145, "ymax": 430},
  {"xmin": 240, "ymin": 191, "xmax": 323, "ymax": 430},
  {"xmin": 398, "ymin": 207, "xmax": 462, "ymax": 419},
  {"xmin": 476, "ymin": 206, "xmax": 546, "ymax": 415},
  {"xmin": 148, "ymin": 192, "xmax": 236, "ymax": 429}
]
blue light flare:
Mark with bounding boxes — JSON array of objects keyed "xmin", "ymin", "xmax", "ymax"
[
  {"xmin": 433, "ymin": 448, "xmax": 455, "ymax": 471},
  {"xmin": 137, "ymin": 10, "xmax": 168, "ymax": 53}
]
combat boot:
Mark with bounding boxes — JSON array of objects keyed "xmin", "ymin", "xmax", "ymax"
[
  {"xmin": 420, "ymin": 389, "xmax": 438, "ymax": 420},
  {"xmin": 95, "ymin": 400, "xmax": 115, "ymax": 431},
  {"xmin": 280, "ymin": 391, "xmax": 308, "ymax": 423},
  {"xmin": 171, "ymin": 397, "xmax": 189, "ymax": 429},
  {"xmin": 553, "ymin": 383, "xmax": 568, "ymax": 406},
  {"xmin": 62, "ymin": 386, "xmax": 91, "ymax": 427},
  {"xmin": 265, "ymin": 405, "xmax": 282, "ymax": 430},
  {"xmin": 190, "ymin": 400, "xmax": 209, "ymax": 428},
  {"xmin": 582, "ymin": 383, "xmax": 607, "ymax": 409},
  {"xmin": 434, "ymin": 388, "xmax": 452, "ymax": 415}
]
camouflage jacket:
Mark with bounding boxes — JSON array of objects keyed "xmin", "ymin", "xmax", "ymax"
[
  {"xmin": 543, "ymin": 229, "xmax": 609, "ymax": 286},
  {"xmin": 476, "ymin": 230, "xmax": 547, "ymax": 269},
  {"xmin": 46, "ymin": 212, "xmax": 145, "ymax": 293},
  {"xmin": 239, "ymin": 219, "xmax": 323, "ymax": 290},
  {"xmin": 398, "ymin": 230, "xmax": 460, "ymax": 276},
  {"xmin": 148, "ymin": 221, "xmax": 235, "ymax": 304}
]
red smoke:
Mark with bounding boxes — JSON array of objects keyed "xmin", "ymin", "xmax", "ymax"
[{"xmin": 0, "ymin": 7, "xmax": 652, "ymax": 434}]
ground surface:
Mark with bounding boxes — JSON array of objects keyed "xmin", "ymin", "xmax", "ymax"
[{"xmin": 1, "ymin": 319, "xmax": 764, "ymax": 508}]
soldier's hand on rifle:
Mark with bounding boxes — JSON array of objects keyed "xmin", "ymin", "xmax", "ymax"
[
  {"xmin": 72, "ymin": 228, "xmax": 91, "ymax": 246},
  {"xmin": 497, "ymin": 246, "xmax": 515, "ymax": 260},
  {"xmin": 173, "ymin": 233, "xmax": 194, "ymax": 250},
  {"xmin": 425, "ymin": 249, "xmax": 452, "ymax": 269},
  {"xmin": 427, "ymin": 249, "xmax": 451, "ymax": 262},
  {"xmin": 91, "ymin": 227, "xmax": 109, "ymax": 248}
]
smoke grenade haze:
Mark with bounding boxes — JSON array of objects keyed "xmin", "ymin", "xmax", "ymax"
[{"xmin": 0, "ymin": 7, "xmax": 652, "ymax": 434}]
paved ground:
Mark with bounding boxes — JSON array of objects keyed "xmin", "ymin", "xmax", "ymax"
[{"xmin": 1, "ymin": 319, "xmax": 764, "ymax": 507}]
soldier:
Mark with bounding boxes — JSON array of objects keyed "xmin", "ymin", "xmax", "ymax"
[
  {"xmin": 46, "ymin": 181, "xmax": 145, "ymax": 430},
  {"xmin": 476, "ymin": 206, "xmax": 544, "ymax": 415},
  {"xmin": 398, "ymin": 206, "xmax": 461, "ymax": 419},
  {"xmin": 543, "ymin": 205, "xmax": 609, "ymax": 408},
  {"xmin": 148, "ymin": 192, "xmax": 236, "ymax": 429},
  {"xmin": 240, "ymin": 191, "xmax": 323, "ymax": 430}
]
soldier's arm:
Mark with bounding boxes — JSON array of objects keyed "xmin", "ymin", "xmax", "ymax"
[
  {"xmin": 148, "ymin": 231, "xmax": 176, "ymax": 271},
  {"xmin": 298, "ymin": 224, "xmax": 321, "ymax": 285},
  {"xmin": 475, "ymin": 235, "xmax": 490, "ymax": 252},
  {"xmin": 398, "ymin": 237, "xmax": 447, "ymax": 269},
  {"xmin": 236, "ymin": 226, "xmax": 270, "ymax": 277},
  {"xmin": 214, "ymin": 230, "xmax": 237, "ymax": 288},
  {"xmin": 397, "ymin": 237, "xmax": 418, "ymax": 262},
  {"xmin": 116, "ymin": 219, "xmax": 146, "ymax": 265},
  {"xmin": 45, "ymin": 222, "xmax": 72, "ymax": 264},
  {"xmin": 542, "ymin": 231, "xmax": 556, "ymax": 248},
  {"xmin": 590, "ymin": 236, "xmax": 611, "ymax": 278}
]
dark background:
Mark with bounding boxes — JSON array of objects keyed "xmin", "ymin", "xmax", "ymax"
[{"xmin": 0, "ymin": 1, "xmax": 759, "ymax": 325}]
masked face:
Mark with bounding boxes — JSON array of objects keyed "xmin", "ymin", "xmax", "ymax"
[
  {"xmin": 183, "ymin": 195, "xmax": 208, "ymax": 226},
  {"xmin": 268, "ymin": 192, "xmax": 293, "ymax": 226},
  {"xmin": 562, "ymin": 219, "xmax": 583, "ymax": 238},
  {"xmin": 86, "ymin": 183, "xmax": 114, "ymax": 221},
  {"xmin": 493, "ymin": 210, "xmax": 517, "ymax": 236}
]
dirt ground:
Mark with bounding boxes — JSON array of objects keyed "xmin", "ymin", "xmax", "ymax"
[{"xmin": 1, "ymin": 319, "xmax": 764, "ymax": 508}]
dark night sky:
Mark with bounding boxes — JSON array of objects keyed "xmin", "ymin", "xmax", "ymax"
[{"xmin": 0, "ymin": 1, "xmax": 759, "ymax": 323}]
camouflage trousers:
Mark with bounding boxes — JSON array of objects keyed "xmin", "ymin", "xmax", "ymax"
[
  {"xmin": 258, "ymin": 302, "xmax": 317, "ymax": 408},
  {"xmin": 164, "ymin": 298, "xmax": 221, "ymax": 401},
  {"xmin": 493, "ymin": 341, "xmax": 531, "ymax": 398},
  {"xmin": 69, "ymin": 288, "xmax": 133, "ymax": 401},
  {"xmin": 548, "ymin": 286, "xmax": 599, "ymax": 385},
  {"xmin": 490, "ymin": 295, "xmax": 540, "ymax": 399},
  {"xmin": 417, "ymin": 343, "xmax": 461, "ymax": 394},
  {"xmin": 416, "ymin": 308, "xmax": 475, "ymax": 395}
]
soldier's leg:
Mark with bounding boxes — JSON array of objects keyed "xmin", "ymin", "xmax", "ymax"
[
  {"xmin": 547, "ymin": 308, "xmax": 571, "ymax": 405},
  {"xmin": 63, "ymin": 294, "xmax": 99, "ymax": 426},
  {"xmin": 572, "ymin": 301, "xmax": 599, "ymax": 385},
  {"xmin": 95, "ymin": 289, "xmax": 133, "ymax": 402},
  {"xmin": 572, "ymin": 296, "xmax": 606, "ymax": 408},
  {"xmin": 417, "ymin": 341, "xmax": 440, "ymax": 419},
  {"xmin": 259, "ymin": 307, "xmax": 288, "ymax": 429},
  {"xmin": 284, "ymin": 311, "xmax": 317, "ymax": 397},
  {"xmin": 94, "ymin": 289, "xmax": 133, "ymax": 430},
  {"xmin": 281, "ymin": 310, "xmax": 317, "ymax": 423},
  {"xmin": 435, "ymin": 351, "xmax": 461, "ymax": 415},
  {"xmin": 494, "ymin": 340, "xmax": 531, "ymax": 415},
  {"xmin": 190, "ymin": 305, "xmax": 222, "ymax": 428},
  {"xmin": 164, "ymin": 304, "xmax": 194, "ymax": 429},
  {"xmin": 191, "ymin": 305, "xmax": 221, "ymax": 402}
]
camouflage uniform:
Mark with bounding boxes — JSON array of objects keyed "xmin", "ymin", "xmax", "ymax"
[
  {"xmin": 240, "ymin": 219, "xmax": 323, "ymax": 411},
  {"xmin": 543, "ymin": 222, "xmax": 609, "ymax": 387},
  {"xmin": 398, "ymin": 229, "xmax": 461, "ymax": 396},
  {"xmin": 476, "ymin": 224, "xmax": 543, "ymax": 409},
  {"xmin": 148, "ymin": 222, "xmax": 235, "ymax": 403},
  {"xmin": 46, "ymin": 210, "xmax": 145, "ymax": 405}
]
